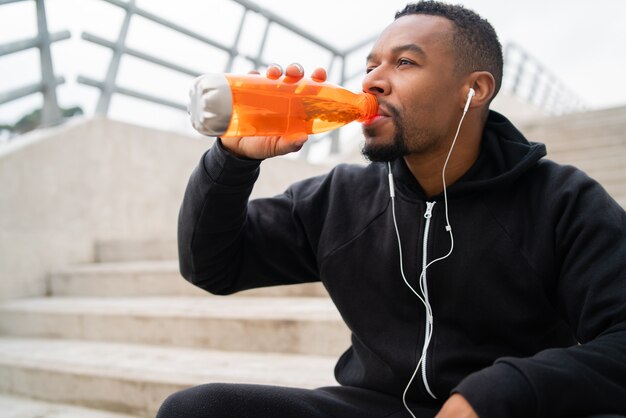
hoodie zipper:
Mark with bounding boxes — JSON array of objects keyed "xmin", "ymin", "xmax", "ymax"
[{"xmin": 420, "ymin": 201, "xmax": 437, "ymax": 399}]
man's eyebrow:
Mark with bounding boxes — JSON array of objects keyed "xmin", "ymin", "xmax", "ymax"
[
  {"xmin": 366, "ymin": 43, "xmax": 427, "ymax": 63},
  {"xmin": 392, "ymin": 43, "xmax": 427, "ymax": 58}
]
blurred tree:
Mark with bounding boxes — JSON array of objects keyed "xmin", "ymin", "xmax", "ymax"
[{"xmin": 0, "ymin": 106, "xmax": 83, "ymax": 138}]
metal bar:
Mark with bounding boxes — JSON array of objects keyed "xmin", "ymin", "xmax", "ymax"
[
  {"xmin": 242, "ymin": 53, "xmax": 268, "ymax": 69},
  {"xmin": 539, "ymin": 79, "xmax": 552, "ymax": 109},
  {"xmin": 0, "ymin": 0, "xmax": 28, "ymax": 5},
  {"xmin": 82, "ymin": 32, "xmax": 203, "ymax": 77},
  {"xmin": 76, "ymin": 75, "xmax": 103, "ymax": 89},
  {"xmin": 339, "ymin": 57, "xmax": 347, "ymax": 92},
  {"xmin": 344, "ymin": 68, "xmax": 364, "ymax": 84},
  {"xmin": 512, "ymin": 49, "xmax": 527, "ymax": 96},
  {"xmin": 1, "ymin": 37, "xmax": 40, "ymax": 57},
  {"xmin": 114, "ymin": 85, "xmax": 187, "ymax": 111},
  {"xmin": 78, "ymin": 75, "xmax": 186, "ymax": 111},
  {"xmin": 225, "ymin": 8, "xmax": 249, "ymax": 72},
  {"xmin": 101, "ymin": 0, "xmax": 233, "ymax": 54},
  {"xmin": 36, "ymin": 0, "xmax": 62, "ymax": 126},
  {"xmin": 253, "ymin": 19, "xmax": 272, "ymax": 70},
  {"xmin": 96, "ymin": 0, "xmax": 135, "ymax": 114},
  {"xmin": 502, "ymin": 42, "xmax": 511, "ymax": 66},
  {"xmin": 328, "ymin": 57, "xmax": 348, "ymax": 155},
  {"xmin": 0, "ymin": 83, "xmax": 41, "ymax": 105},
  {"xmin": 0, "ymin": 76, "xmax": 65, "ymax": 105},
  {"xmin": 326, "ymin": 55, "xmax": 336, "ymax": 79},
  {"xmin": 0, "ymin": 30, "xmax": 70, "ymax": 57},
  {"xmin": 341, "ymin": 35, "xmax": 377, "ymax": 55},
  {"xmin": 230, "ymin": 0, "xmax": 342, "ymax": 56},
  {"xmin": 527, "ymin": 64, "xmax": 542, "ymax": 103}
]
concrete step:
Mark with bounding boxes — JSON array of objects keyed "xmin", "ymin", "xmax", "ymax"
[
  {"xmin": 522, "ymin": 105, "xmax": 626, "ymax": 131},
  {"xmin": 548, "ymin": 143, "xmax": 626, "ymax": 163},
  {"xmin": 48, "ymin": 261, "xmax": 328, "ymax": 298},
  {"xmin": 581, "ymin": 168, "xmax": 626, "ymax": 186},
  {"xmin": 522, "ymin": 105, "xmax": 626, "ymax": 151},
  {"xmin": 548, "ymin": 152, "xmax": 626, "ymax": 173},
  {"xmin": 0, "ymin": 297, "xmax": 350, "ymax": 356},
  {"xmin": 0, "ymin": 337, "xmax": 338, "ymax": 417},
  {"xmin": 95, "ymin": 239, "xmax": 177, "ymax": 263},
  {"xmin": 0, "ymin": 393, "xmax": 138, "ymax": 418},
  {"xmin": 599, "ymin": 183, "xmax": 626, "ymax": 202},
  {"xmin": 526, "ymin": 124, "xmax": 626, "ymax": 146},
  {"xmin": 603, "ymin": 187, "xmax": 626, "ymax": 204},
  {"xmin": 543, "ymin": 164, "xmax": 626, "ymax": 203},
  {"xmin": 538, "ymin": 133, "xmax": 626, "ymax": 153}
]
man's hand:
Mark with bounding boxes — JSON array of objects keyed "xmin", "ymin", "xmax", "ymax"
[
  {"xmin": 220, "ymin": 63, "xmax": 327, "ymax": 160},
  {"xmin": 435, "ymin": 394, "xmax": 478, "ymax": 418}
]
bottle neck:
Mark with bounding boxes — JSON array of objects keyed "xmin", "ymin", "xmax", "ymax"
[{"xmin": 357, "ymin": 93, "xmax": 378, "ymax": 122}]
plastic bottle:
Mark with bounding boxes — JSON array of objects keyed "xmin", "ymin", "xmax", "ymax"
[{"xmin": 188, "ymin": 73, "xmax": 378, "ymax": 138}]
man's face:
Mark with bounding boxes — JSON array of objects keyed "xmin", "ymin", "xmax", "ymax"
[{"xmin": 361, "ymin": 14, "xmax": 462, "ymax": 162}]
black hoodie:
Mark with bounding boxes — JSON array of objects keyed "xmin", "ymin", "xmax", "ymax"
[{"xmin": 178, "ymin": 111, "xmax": 626, "ymax": 417}]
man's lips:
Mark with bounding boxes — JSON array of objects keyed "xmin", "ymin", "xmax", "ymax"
[
  {"xmin": 364, "ymin": 113, "xmax": 391, "ymax": 126},
  {"xmin": 363, "ymin": 106, "xmax": 392, "ymax": 126}
]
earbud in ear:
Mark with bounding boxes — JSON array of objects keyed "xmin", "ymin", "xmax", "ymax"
[{"xmin": 463, "ymin": 88, "xmax": 476, "ymax": 112}]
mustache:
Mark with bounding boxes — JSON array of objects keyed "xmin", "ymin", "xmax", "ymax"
[{"xmin": 378, "ymin": 100, "xmax": 401, "ymax": 119}]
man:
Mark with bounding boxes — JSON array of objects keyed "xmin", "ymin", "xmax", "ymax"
[{"xmin": 158, "ymin": 2, "xmax": 626, "ymax": 417}]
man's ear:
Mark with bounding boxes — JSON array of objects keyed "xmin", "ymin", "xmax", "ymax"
[{"xmin": 463, "ymin": 71, "xmax": 496, "ymax": 110}]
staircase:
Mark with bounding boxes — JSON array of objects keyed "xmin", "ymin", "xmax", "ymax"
[
  {"xmin": 1, "ymin": 106, "xmax": 625, "ymax": 417},
  {"xmin": 0, "ymin": 240, "xmax": 350, "ymax": 417},
  {"xmin": 520, "ymin": 105, "xmax": 626, "ymax": 209}
]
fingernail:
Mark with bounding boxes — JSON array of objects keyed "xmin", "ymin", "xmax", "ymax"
[
  {"xmin": 291, "ymin": 63, "xmax": 304, "ymax": 74},
  {"xmin": 268, "ymin": 63, "xmax": 283, "ymax": 73}
]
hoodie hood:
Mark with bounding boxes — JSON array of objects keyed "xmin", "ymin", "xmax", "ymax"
[{"xmin": 392, "ymin": 110, "xmax": 547, "ymax": 199}]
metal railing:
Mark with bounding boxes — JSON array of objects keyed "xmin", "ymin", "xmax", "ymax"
[
  {"xmin": 503, "ymin": 42, "xmax": 585, "ymax": 114},
  {"xmin": 0, "ymin": 0, "xmax": 70, "ymax": 128},
  {"xmin": 77, "ymin": 0, "xmax": 374, "ymax": 156},
  {"xmin": 1, "ymin": 0, "xmax": 587, "ymax": 147}
]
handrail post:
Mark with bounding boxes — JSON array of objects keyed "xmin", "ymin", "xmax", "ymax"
[
  {"xmin": 225, "ymin": 8, "xmax": 248, "ymax": 72},
  {"xmin": 527, "ymin": 64, "xmax": 542, "ymax": 104},
  {"xmin": 512, "ymin": 50, "xmax": 527, "ymax": 96},
  {"xmin": 36, "ymin": 0, "xmax": 62, "ymax": 126},
  {"xmin": 253, "ymin": 19, "xmax": 272, "ymax": 70},
  {"xmin": 96, "ymin": 0, "xmax": 135, "ymax": 115},
  {"xmin": 328, "ymin": 56, "xmax": 347, "ymax": 155}
]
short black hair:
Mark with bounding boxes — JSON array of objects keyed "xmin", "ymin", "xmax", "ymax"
[{"xmin": 396, "ymin": 1, "xmax": 503, "ymax": 99}]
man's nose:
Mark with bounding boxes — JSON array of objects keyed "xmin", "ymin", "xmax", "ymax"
[{"xmin": 362, "ymin": 68, "xmax": 390, "ymax": 96}]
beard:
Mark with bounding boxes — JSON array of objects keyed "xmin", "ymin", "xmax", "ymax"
[
  {"xmin": 361, "ymin": 104, "xmax": 409, "ymax": 162},
  {"xmin": 361, "ymin": 102, "xmax": 444, "ymax": 162}
]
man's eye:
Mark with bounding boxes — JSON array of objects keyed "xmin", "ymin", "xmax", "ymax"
[
  {"xmin": 366, "ymin": 67, "xmax": 375, "ymax": 74},
  {"xmin": 398, "ymin": 59, "xmax": 413, "ymax": 66}
]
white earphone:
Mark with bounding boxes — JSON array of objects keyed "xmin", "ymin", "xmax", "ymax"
[
  {"xmin": 464, "ymin": 87, "xmax": 476, "ymax": 112},
  {"xmin": 389, "ymin": 84, "xmax": 476, "ymax": 417}
]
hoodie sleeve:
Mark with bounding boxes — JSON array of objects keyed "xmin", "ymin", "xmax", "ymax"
[
  {"xmin": 454, "ymin": 168, "xmax": 626, "ymax": 418},
  {"xmin": 177, "ymin": 140, "xmax": 321, "ymax": 295}
]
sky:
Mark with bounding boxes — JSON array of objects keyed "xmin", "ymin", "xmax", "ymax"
[{"xmin": 1, "ymin": 0, "xmax": 626, "ymax": 138}]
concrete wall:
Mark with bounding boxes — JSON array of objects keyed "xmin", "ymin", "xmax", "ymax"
[
  {"xmin": 0, "ymin": 117, "xmax": 332, "ymax": 300},
  {"xmin": 491, "ymin": 91, "xmax": 549, "ymax": 125}
]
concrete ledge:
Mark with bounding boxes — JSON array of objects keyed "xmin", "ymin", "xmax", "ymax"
[
  {"xmin": 0, "ymin": 337, "xmax": 338, "ymax": 417},
  {"xmin": 0, "ymin": 117, "xmax": 333, "ymax": 301},
  {"xmin": 0, "ymin": 297, "xmax": 351, "ymax": 356},
  {"xmin": 0, "ymin": 393, "xmax": 138, "ymax": 418},
  {"xmin": 48, "ymin": 261, "xmax": 328, "ymax": 298},
  {"xmin": 95, "ymin": 239, "xmax": 178, "ymax": 263}
]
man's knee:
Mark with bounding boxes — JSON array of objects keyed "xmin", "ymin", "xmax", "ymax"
[{"xmin": 157, "ymin": 383, "xmax": 235, "ymax": 418}]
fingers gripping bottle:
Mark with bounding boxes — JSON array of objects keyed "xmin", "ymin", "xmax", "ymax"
[{"xmin": 188, "ymin": 73, "xmax": 378, "ymax": 138}]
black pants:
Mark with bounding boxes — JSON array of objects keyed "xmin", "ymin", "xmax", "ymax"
[{"xmin": 156, "ymin": 383, "xmax": 438, "ymax": 418}]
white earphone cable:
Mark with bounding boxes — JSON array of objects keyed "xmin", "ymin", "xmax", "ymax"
[{"xmin": 389, "ymin": 94, "xmax": 472, "ymax": 417}]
